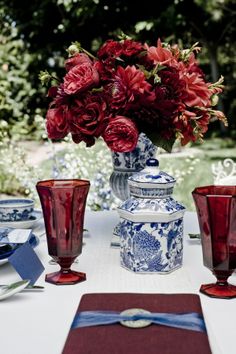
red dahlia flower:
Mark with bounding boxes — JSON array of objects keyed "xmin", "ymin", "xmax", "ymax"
[
  {"xmin": 109, "ymin": 65, "xmax": 152, "ymax": 110},
  {"xmin": 41, "ymin": 36, "xmax": 227, "ymax": 152}
]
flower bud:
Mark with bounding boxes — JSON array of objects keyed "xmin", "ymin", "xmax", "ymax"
[
  {"xmin": 211, "ymin": 94, "xmax": 219, "ymax": 106},
  {"xmin": 67, "ymin": 44, "xmax": 80, "ymax": 56},
  {"xmin": 39, "ymin": 70, "xmax": 51, "ymax": 85}
]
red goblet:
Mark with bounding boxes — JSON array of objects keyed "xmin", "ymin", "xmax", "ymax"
[
  {"xmin": 192, "ymin": 185, "xmax": 236, "ymax": 299},
  {"xmin": 36, "ymin": 179, "xmax": 90, "ymax": 285}
]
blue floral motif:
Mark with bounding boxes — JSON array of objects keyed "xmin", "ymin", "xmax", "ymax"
[
  {"xmin": 133, "ymin": 230, "xmax": 161, "ymax": 259},
  {"xmin": 120, "ymin": 197, "xmax": 185, "ymax": 215},
  {"xmin": 0, "ymin": 208, "xmax": 34, "ymax": 222},
  {"xmin": 113, "ymin": 155, "xmax": 122, "ymax": 168},
  {"xmin": 129, "ymin": 170, "xmax": 175, "ymax": 184},
  {"xmin": 120, "ymin": 218, "xmax": 183, "ymax": 273},
  {"xmin": 145, "ymin": 174, "xmax": 162, "ymax": 179},
  {"xmin": 146, "ymin": 253, "xmax": 168, "ymax": 272},
  {"xmin": 167, "ymin": 229, "xmax": 179, "ymax": 251},
  {"xmin": 134, "ymin": 223, "xmax": 143, "ymax": 232},
  {"xmin": 121, "ymin": 198, "xmax": 139, "ymax": 211}
]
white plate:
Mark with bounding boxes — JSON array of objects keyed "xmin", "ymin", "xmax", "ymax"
[
  {"xmin": 0, "ymin": 280, "xmax": 30, "ymax": 300},
  {"xmin": 0, "ymin": 210, "xmax": 42, "ymax": 229}
]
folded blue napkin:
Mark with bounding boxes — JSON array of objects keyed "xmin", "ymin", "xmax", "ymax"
[{"xmin": 8, "ymin": 242, "xmax": 44, "ymax": 285}]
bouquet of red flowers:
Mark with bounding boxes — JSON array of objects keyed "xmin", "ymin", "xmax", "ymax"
[{"xmin": 40, "ymin": 35, "xmax": 227, "ymax": 152}]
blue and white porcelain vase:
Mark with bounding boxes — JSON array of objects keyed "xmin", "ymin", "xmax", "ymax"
[
  {"xmin": 118, "ymin": 158, "xmax": 186, "ymax": 273},
  {"xmin": 110, "ymin": 133, "xmax": 157, "ymax": 201},
  {"xmin": 109, "ymin": 133, "xmax": 157, "ymax": 246}
]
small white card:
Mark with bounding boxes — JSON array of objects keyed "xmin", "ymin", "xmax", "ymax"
[{"xmin": 0, "ymin": 228, "xmax": 32, "ymax": 244}]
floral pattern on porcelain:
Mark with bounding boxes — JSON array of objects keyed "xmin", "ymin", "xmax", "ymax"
[
  {"xmin": 129, "ymin": 170, "xmax": 176, "ymax": 184},
  {"xmin": 0, "ymin": 208, "xmax": 34, "ymax": 222},
  {"xmin": 111, "ymin": 133, "xmax": 157, "ymax": 171},
  {"xmin": 0, "ymin": 199, "xmax": 34, "ymax": 222},
  {"xmin": 120, "ymin": 218, "xmax": 183, "ymax": 273},
  {"xmin": 120, "ymin": 196, "xmax": 185, "ymax": 215}
]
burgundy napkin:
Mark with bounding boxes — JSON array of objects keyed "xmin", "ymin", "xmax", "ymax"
[{"xmin": 62, "ymin": 293, "xmax": 212, "ymax": 354}]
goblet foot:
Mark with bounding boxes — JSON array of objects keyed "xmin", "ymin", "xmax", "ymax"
[
  {"xmin": 200, "ymin": 283, "xmax": 236, "ymax": 299},
  {"xmin": 45, "ymin": 269, "xmax": 86, "ymax": 285}
]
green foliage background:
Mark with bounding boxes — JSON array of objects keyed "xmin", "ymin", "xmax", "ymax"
[{"xmin": 0, "ymin": 0, "xmax": 235, "ymax": 139}]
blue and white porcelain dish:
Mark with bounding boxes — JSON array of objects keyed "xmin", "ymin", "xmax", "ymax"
[
  {"xmin": 0, "ymin": 210, "xmax": 42, "ymax": 229},
  {"xmin": 0, "ymin": 233, "xmax": 39, "ymax": 265},
  {"xmin": 118, "ymin": 158, "xmax": 186, "ymax": 274},
  {"xmin": 0, "ymin": 198, "xmax": 34, "ymax": 222}
]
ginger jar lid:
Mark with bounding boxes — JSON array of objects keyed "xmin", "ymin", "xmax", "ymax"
[
  {"xmin": 117, "ymin": 195, "xmax": 185, "ymax": 223},
  {"xmin": 128, "ymin": 158, "xmax": 176, "ymax": 198}
]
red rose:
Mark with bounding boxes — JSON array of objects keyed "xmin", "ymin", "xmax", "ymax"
[
  {"xmin": 49, "ymin": 84, "xmax": 71, "ymax": 107},
  {"xmin": 47, "ymin": 86, "xmax": 58, "ymax": 98},
  {"xmin": 63, "ymin": 62, "xmax": 99, "ymax": 95},
  {"xmin": 94, "ymin": 60, "xmax": 115, "ymax": 81},
  {"xmin": 97, "ymin": 40, "xmax": 123, "ymax": 59},
  {"xmin": 122, "ymin": 40, "xmax": 143, "ymax": 57},
  {"xmin": 102, "ymin": 116, "xmax": 139, "ymax": 152},
  {"xmin": 68, "ymin": 94, "xmax": 108, "ymax": 146},
  {"xmin": 46, "ymin": 106, "xmax": 69, "ymax": 140},
  {"xmin": 71, "ymin": 132, "xmax": 95, "ymax": 147},
  {"xmin": 65, "ymin": 53, "xmax": 92, "ymax": 71}
]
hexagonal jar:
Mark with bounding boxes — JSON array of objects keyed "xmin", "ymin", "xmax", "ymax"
[{"xmin": 118, "ymin": 158, "xmax": 185, "ymax": 273}]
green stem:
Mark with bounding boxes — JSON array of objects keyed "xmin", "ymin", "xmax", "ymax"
[
  {"xmin": 50, "ymin": 75, "xmax": 60, "ymax": 83},
  {"xmin": 81, "ymin": 47, "xmax": 96, "ymax": 60}
]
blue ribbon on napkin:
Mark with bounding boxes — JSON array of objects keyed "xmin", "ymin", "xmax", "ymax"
[{"xmin": 71, "ymin": 310, "xmax": 206, "ymax": 332}]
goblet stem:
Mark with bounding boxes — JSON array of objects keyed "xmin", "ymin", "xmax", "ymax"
[
  {"xmin": 216, "ymin": 280, "xmax": 228, "ymax": 287},
  {"xmin": 213, "ymin": 270, "xmax": 232, "ymax": 282},
  {"xmin": 49, "ymin": 258, "xmax": 78, "ymax": 265}
]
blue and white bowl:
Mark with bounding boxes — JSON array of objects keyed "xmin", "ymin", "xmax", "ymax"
[{"xmin": 0, "ymin": 199, "xmax": 34, "ymax": 222}]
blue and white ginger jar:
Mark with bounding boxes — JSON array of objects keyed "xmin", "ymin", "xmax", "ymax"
[{"xmin": 118, "ymin": 158, "xmax": 186, "ymax": 273}]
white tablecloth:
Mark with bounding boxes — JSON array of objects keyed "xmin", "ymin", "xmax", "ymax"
[{"xmin": 0, "ymin": 211, "xmax": 235, "ymax": 354}]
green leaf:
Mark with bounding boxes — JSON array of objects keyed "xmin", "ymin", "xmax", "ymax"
[{"xmin": 149, "ymin": 134, "xmax": 176, "ymax": 153}]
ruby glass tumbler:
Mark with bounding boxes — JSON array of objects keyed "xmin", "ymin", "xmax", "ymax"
[
  {"xmin": 192, "ymin": 185, "xmax": 236, "ymax": 299},
  {"xmin": 36, "ymin": 179, "xmax": 90, "ymax": 285}
]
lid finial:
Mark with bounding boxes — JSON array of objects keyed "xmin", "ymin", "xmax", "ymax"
[{"xmin": 146, "ymin": 158, "xmax": 159, "ymax": 167}]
